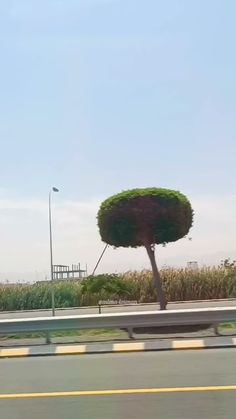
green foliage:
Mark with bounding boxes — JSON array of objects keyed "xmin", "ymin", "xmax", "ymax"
[
  {"xmin": 0, "ymin": 265, "xmax": 235, "ymax": 311},
  {"xmin": 0, "ymin": 281, "xmax": 82, "ymax": 311},
  {"xmin": 81, "ymin": 274, "xmax": 133, "ymax": 301},
  {"xmin": 97, "ymin": 187, "xmax": 193, "ymax": 247}
]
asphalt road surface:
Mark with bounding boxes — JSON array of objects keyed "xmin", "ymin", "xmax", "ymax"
[
  {"xmin": 0, "ymin": 348, "xmax": 236, "ymax": 418},
  {"xmin": 0, "ymin": 299, "xmax": 235, "ymax": 319}
]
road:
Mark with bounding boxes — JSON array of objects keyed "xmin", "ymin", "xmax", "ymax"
[
  {"xmin": 0, "ymin": 348, "xmax": 235, "ymax": 418},
  {"xmin": 0, "ymin": 299, "xmax": 235, "ymax": 319}
]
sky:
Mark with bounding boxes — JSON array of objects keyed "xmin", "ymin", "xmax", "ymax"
[{"xmin": 0, "ymin": 0, "xmax": 235, "ymax": 281}]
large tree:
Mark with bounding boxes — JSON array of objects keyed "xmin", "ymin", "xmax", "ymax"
[{"xmin": 97, "ymin": 188, "xmax": 193, "ymax": 310}]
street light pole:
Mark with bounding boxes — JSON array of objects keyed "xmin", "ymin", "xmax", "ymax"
[{"xmin": 49, "ymin": 187, "xmax": 59, "ymax": 316}]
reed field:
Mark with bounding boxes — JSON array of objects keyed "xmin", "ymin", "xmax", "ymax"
[{"xmin": 0, "ymin": 265, "xmax": 235, "ymax": 311}]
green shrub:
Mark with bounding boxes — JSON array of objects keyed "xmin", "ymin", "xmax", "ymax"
[{"xmin": 81, "ymin": 274, "xmax": 133, "ymax": 304}]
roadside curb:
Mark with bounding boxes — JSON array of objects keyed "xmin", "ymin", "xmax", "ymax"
[
  {"xmin": 1, "ymin": 298, "xmax": 235, "ymax": 315},
  {"xmin": 0, "ymin": 337, "xmax": 236, "ymax": 359}
]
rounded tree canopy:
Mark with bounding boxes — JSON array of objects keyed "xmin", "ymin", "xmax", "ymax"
[{"xmin": 97, "ymin": 188, "xmax": 193, "ymax": 248}]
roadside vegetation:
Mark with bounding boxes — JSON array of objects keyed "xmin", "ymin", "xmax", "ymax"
[{"xmin": 0, "ymin": 263, "xmax": 235, "ymax": 311}]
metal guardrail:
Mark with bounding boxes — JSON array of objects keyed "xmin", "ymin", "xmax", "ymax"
[{"xmin": 0, "ymin": 307, "xmax": 235, "ymax": 336}]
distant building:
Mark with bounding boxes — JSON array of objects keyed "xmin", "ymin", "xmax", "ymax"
[
  {"xmin": 187, "ymin": 261, "xmax": 198, "ymax": 270},
  {"xmin": 53, "ymin": 263, "xmax": 87, "ymax": 280}
]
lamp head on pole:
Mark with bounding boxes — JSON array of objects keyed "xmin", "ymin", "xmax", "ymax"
[{"xmin": 52, "ymin": 187, "xmax": 59, "ymax": 193}]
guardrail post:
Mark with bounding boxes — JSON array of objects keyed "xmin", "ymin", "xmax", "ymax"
[
  {"xmin": 127, "ymin": 327, "xmax": 134, "ymax": 340},
  {"xmin": 45, "ymin": 332, "xmax": 51, "ymax": 344},
  {"xmin": 213, "ymin": 324, "xmax": 221, "ymax": 336}
]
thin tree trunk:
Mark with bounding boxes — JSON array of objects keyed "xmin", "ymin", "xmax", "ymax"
[{"xmin": 145, "ymin": 244, "xmax": 167, "ymax": 310}]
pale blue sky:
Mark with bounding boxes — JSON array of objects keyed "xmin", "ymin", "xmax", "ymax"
[{"xmin": 0, "ymin": 0, "xmax": 235, "ymax": 279}]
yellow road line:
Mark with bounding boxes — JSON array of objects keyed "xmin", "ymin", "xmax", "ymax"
[{"xmin": 0, "ymin": 386, "xmax": 236, "ymax": 399}]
